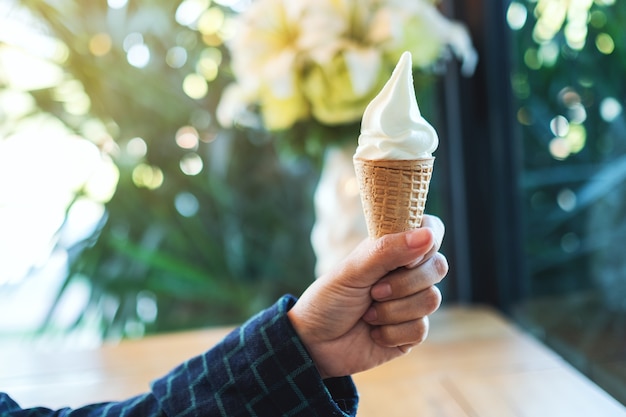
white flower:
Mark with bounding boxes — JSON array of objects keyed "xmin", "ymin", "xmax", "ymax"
[{"xmin": 217, "ymin": 0, "xmax": 477, "ymax": 132}]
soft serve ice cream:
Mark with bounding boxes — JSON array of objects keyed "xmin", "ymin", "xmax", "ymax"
[
  {"xmin": 353, "ymin": 51, "xmax": 437, "ymax": 238},
  {"xmin": 354, "ymin": 51, "xmax": 438, "ymax": 161}
]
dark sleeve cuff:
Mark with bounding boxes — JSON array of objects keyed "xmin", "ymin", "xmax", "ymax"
[{"xmin": 151, "ymin": 295, "xmax": 359, "ymax": 416}]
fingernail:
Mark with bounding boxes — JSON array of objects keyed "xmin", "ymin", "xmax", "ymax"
[
  {"xmin": 363, "ymin": 306, "xmax": 377, "ymax": 322},
  {"xmin": 372, "ymin": 282, "xmax": 392, "ymax": 299},
  {"xmin": 405, "ymin": 229, "xmax": 431, "ymax": 249}
]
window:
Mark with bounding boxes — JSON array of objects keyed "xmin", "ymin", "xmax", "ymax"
[{"xmin": 449, "ymin": 0, "xmax": 626, "ymax": 405}]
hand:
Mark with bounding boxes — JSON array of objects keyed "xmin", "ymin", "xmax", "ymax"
[{"xmin": 287, "ymin": 215, "xmax": 448, "ymax": 379}]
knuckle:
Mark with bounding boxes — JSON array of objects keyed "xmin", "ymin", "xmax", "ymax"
[
  {"xmin": 375, "ymin": 325, "xmax": 395, "ymax": 347},
  {"xmin": 432, "ymin": 253, "xmax": 449, "ymax": 280},
  {"xmin": 422, "ymin": 286, "xmax": 442, "ymax": 314},
  {"xmin": 370, "ymin": 235, "xmax": 392, "ymax": 259}
]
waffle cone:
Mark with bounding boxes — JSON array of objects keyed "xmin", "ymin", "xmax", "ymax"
[{"xmin": 353, "ymin": 157, "xmax": 434, "ymax": 239}]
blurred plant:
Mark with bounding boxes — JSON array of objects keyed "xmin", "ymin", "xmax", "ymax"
[
  {"xmin": 217, "ymin": 0, "xmax": 477, "ymax": 160},
  {"xmin": 1, "ymin": 0, "xmax": 318, "ymax": 343},
  {"xmin": 507, "ymin": 0, "xmax": 626, "ymax": 307}
]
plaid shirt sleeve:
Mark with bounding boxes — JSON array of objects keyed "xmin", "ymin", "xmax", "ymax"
[{"xmin": 0, "ymin": 295, "xmax": 359, "ymax": 417}]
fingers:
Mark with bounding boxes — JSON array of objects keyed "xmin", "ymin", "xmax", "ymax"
[
  {"xmin": 364, "ymin": 286, "xmax": 442, "ymax": 325},
  {"xmin": 327, "ymin": 214, "xmax": 445, "ymax": 289},
  {"xmin": 406, "ymin": 215, "xmax": 445, "ymax": 269},
  {"xmin": 422, "ymin": 214, "xmax": 445, "ymax": 248},
  {"xmin": 334, "ymin": 226, "xmax": 436, "ymax": 288},
  {"xmin": 364, "ymin": 250, "xmax": 448, "ymax": 348},
  {"xmin": 371, "ymin": 252, "xmax": 448, "ymax": 301},
  {"xmin": 370, "ymin": 316, "xmax": 430, "ymax": 348}
]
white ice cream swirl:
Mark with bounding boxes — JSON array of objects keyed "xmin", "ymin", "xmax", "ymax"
[{"xmin": 354, "ymin": 51, "xmax": 438, "ymax": 160}]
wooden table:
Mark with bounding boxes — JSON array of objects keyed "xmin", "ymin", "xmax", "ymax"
[{"xmin": 1, "ymin": 305, "xmax": 625, "ymax": 416}]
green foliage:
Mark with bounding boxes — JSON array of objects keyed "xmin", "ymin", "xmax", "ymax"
[
  {"xmin": 511, "ymin": 0, "xmax": 626, "ymax": 306},
  {"xmin": 15, "ymin": 0, "xmax": 318, "ymax": 338}
]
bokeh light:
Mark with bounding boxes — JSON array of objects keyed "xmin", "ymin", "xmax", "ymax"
[
  {"xmin": 548, "ymin": 115, "xmax": 587, "ymax": 159},
  {"xmin": 567, "ymin": 103, "xmax": 587, "ymax": 124},
  {"xmin": 516, "ymin": 107, "xmax": 533, "ymax": 125},
  {"xmin": 549, "ymin": 137, "xmax": 570, "ymax": 160},
  {"xmin": 558, "ymin": 87, "xmax": 581, "ymax": 107},
  {"xmin": 123, "ymin": 32, "xmax": 143, "ymax": 51},
  {"xmin": 136, "ymin": 291, "xmax": 158, "ymax": 323},
  {"xmin": 197, "ymin": 55, "xmax": 219, "ymax": 81},
  {"xmin": 550, "ymin": 115, "xmax": 569, "ymax": 137},
  {"xmin": 174, "ymin": 192, "xmax": 200, "ymax": 217},
  {"xmin": 561, "ymin": 232, "xmax": 580, "ymax": 253},
  {"xmin": 506, "ymin": 2, "xmax": 527, "ymax": 30},
  {"xmin": 557, "ymin": 188, "xmax": 577, "ymax": 212},
  {"xmin": 127, "ymin": 43, "xmax": 150, "ymax": 68},
  {"xmin": 524, "ymin": 48, "xmax": 542, "ymax": 70},
  {"xmin": 126, "ymin": 137, "xmax": 148, "ymax": 158},
  {"xmin": 532, "ymin": 1, "xmax": 566, "ymax": 43},
  {"xmin": 198, "ymin": 7, "xmax": 225, "ymax": 35},
  {"xmin": 176, "ymin": 126, "xmax": 200, "ymax": 149},
  {"xmin": 179, "ymin": 153, "xmax": 204, "ymax": 175},
  {"xmin": 589, "ymin": 10, "xmax": 607, "ymax": 28},
  {"xmin": 538, "ymin": 41, "xmax": 559, "ymax": 67},
  {"xmin": 176, "ymin": 0, "xmax": 210, "ymax": 27},
  {"xmin": 132, "ymin": 164, "xmax": 164, "ymax": 189},
  {"xmin": 166, "ymin": 46, "xmax": 188, "ymax": 68},
  {"xmin": 531, "ymin": 0, "xmax": 595, "ymax": 51},
  {"xmin": 564, "ymin": 123, "xmax": 586, "ymax": 154},
  {"xmin": 89, "ymin": 33, "xmax": 112, "ymax": 56},
  {"xmin": 183, "ymin": 73, "xmax": 208, "ymax": 99},
  {"xmin": 595, "ymin": 33, "xmax": 614, "ymax": 55},
  {"xmin": 599, "ymin": 97, "xmax": 622, "ymax": 122}
]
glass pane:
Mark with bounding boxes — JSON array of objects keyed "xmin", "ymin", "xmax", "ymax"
[{"xmin": 508, "ymin": 0, "xmax": 626, "ymax": 405}]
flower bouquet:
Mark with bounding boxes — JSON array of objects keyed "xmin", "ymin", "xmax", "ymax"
[{"xmin": 218, "ymin": 0, "xmax": 477, "ymax": 160}]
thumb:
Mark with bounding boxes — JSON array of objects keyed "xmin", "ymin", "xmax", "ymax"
[{"xmin": 337, "ymin": 228, "xmax": 436, "ymax": 288}]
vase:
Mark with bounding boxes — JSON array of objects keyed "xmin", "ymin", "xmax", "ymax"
[{"xmin": 310, "ymin": 144, "xmax": 368, "ymax": 277}]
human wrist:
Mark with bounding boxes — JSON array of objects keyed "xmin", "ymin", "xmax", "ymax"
[{"xmin": 287, "ymin": 307, "xmax": 331, "ymax": 380}]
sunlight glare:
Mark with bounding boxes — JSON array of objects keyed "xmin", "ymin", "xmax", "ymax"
[
  {"xmin": 0, "ymin": 123, "xmax": 112, "ymax": 285},
  {"xmin": 0, "ymin": 45, "xmax": 64, "ymax": 91},
  {"xmin": 108, "ymin": 0, "xmax": 128, "ymax": 9}
]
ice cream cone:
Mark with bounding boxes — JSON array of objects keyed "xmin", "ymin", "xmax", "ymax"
[{"xmin": 354, "ymin": 157, "xmax": 434, "ymax": 239}]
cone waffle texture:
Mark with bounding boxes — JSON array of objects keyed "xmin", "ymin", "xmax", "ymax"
[{"xmin": 354, "ymin": 157, "xmax": 434, "ymax": 239}]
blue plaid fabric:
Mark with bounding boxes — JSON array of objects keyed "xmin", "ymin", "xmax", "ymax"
[{"xmin": 0, "ymin": 295, "xmax": 358, "ymax": 416}]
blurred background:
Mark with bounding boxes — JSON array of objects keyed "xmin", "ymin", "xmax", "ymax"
[{"xmin": 0, "ymin": 0, "xmax": 624, "ymax": 406}]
